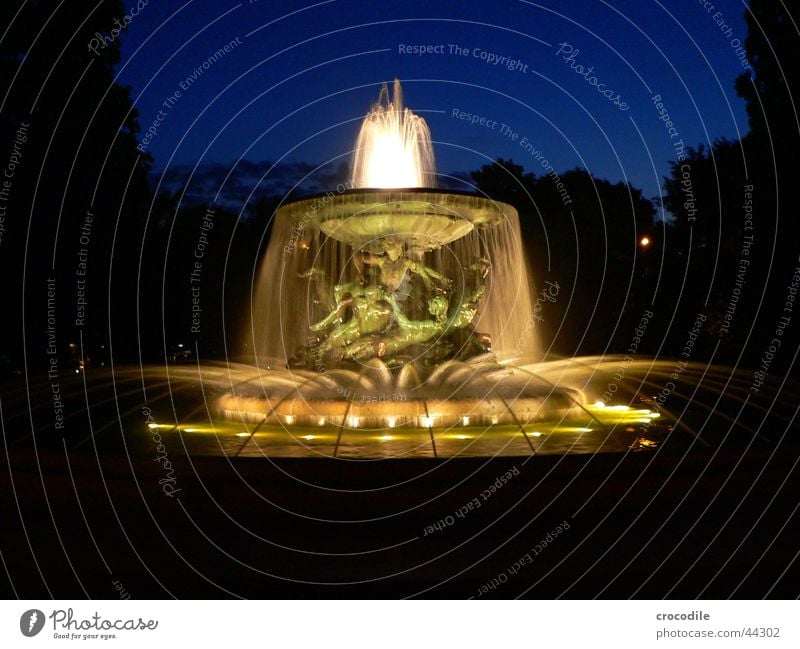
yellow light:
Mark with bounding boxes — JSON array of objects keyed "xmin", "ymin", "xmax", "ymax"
[
  {"xmin": 348, "ymin": 416, "xmax": 360, "ymax": 428},
  {"xmin": 147, "ymin": 423, "xmax": 158, "ymax": 429},
  {"xmin": 532, "ymin": 431, "xmax": 542, "ymax": 437},
  {"xmin": 491, "ymin": 415, "xmax": 499, "ymax": 425},
  {"xmin": 359, "ymin": 130, "xmax": 424, "ymax": 188},
  {"xmin": 379, "ymin": 434, "xmax": 394, "ymax": 441},
  {"xmin": 351, "ymin": 80, "xmax": 433, "ymax": 189},
  {"xmin": 387, "ymin": 417, "xmax": 397, "ymax": 428},
  {"xmin": 302, "ymin": 434, "xmax": 316, "ymax": 441},
  {"xmin": 640, "ymin": 236, "xmax": 651, "ymax": 247},
  {"xmin": 235, "ymin": 432, "xmax": 250, "ymax": 438},
  {"xmin": 420, "ymin": 416, "xmax": 434, "ymax": 428},
  {"xmin": 452, "ymin": 434, "xmax": 470, "ymax": 440},
  {"xmin": 593, "ymin": 401, "xmax": 605, "ymax": 408},
  {"xmin": 183, "ymin": 427, "xmax": 198, "ymax": 433},
  {"xmin": 284, "ymin": 415, "xmax": 295, "ymax": 425},
  {"xmin": 462, "ymin": 416, "xmax": 470, "ymax": 426},
  {"xmin": 318, "ymin": 417, "xmax": 326, "ymax": 426}
]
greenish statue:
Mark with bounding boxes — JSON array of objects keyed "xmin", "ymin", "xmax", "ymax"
[
  {"xmin": 354, "ymin": 243, "xmax": 451, "ymax": 292},
  {"xmin": 299, "ymin": 246, "xmax": 490, "ymax": 366},
  {"xmin": 310, "ymin": 283, "xmax": 394, "ymax": 357}
]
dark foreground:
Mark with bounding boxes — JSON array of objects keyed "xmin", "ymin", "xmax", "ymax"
[{"xmin": 2, "ymin": 444, "xmax": 798, "ymax": 599}]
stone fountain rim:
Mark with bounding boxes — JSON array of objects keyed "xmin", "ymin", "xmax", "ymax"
[{"xmin": 276, "ymin": 187, "xmax": 518, "ymax": 219}]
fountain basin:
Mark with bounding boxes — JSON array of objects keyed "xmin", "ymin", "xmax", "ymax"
[
  {"xmin": 218, "ymin": 393, "xmax": 581, "ymax": 429},
  {"xmin": 158, "ymin": 361, "xmax": 675, "ymax": 458},
  {"xmin": 215, "ymin": 358, "xmax": 591, "ymax": 432},
  {"xmin": 281, "ymin": 189, "xmax": 513, "ymax": 253}
]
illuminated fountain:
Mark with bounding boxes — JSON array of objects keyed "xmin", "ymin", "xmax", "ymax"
[{"xmin": 214, "ymin": 80, "xmax": 665, "ymax": 454}]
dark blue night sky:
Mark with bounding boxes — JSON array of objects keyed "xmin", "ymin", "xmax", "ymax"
[{"xmin": 118, "ymin": 0, "xmax": 750, "ymax": 211}]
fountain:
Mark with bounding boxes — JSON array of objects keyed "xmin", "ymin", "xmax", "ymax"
[{"xmin": 214, "ymin": 80, "xmax": 666, "ymax": 454}]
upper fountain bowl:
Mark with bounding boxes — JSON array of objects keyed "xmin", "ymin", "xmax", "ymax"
[{"xmin": 278, "ymin": 188, "xmax": 515, "ymax": 254}]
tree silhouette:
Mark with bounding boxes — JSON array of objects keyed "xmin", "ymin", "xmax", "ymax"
[
  {"xmin": 662, "ymin": 0, "xmax": 799, "ymax": 369},
  {"xmin": 735, "ymin": 1, "xmax": 800, "ymax": 158},
  {"xmin": 1, "ymin": 1, "xmax": 153, "ymax": 374}
]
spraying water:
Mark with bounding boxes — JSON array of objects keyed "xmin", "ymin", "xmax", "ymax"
[{"xmin": 351, "ymin": 79, "xmax": 436, "ymax": 188}]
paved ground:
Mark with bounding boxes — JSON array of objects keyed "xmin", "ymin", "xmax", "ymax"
[{"xmin": 1, "ymin": 365, "xmax": 796, "ymax": 598}]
